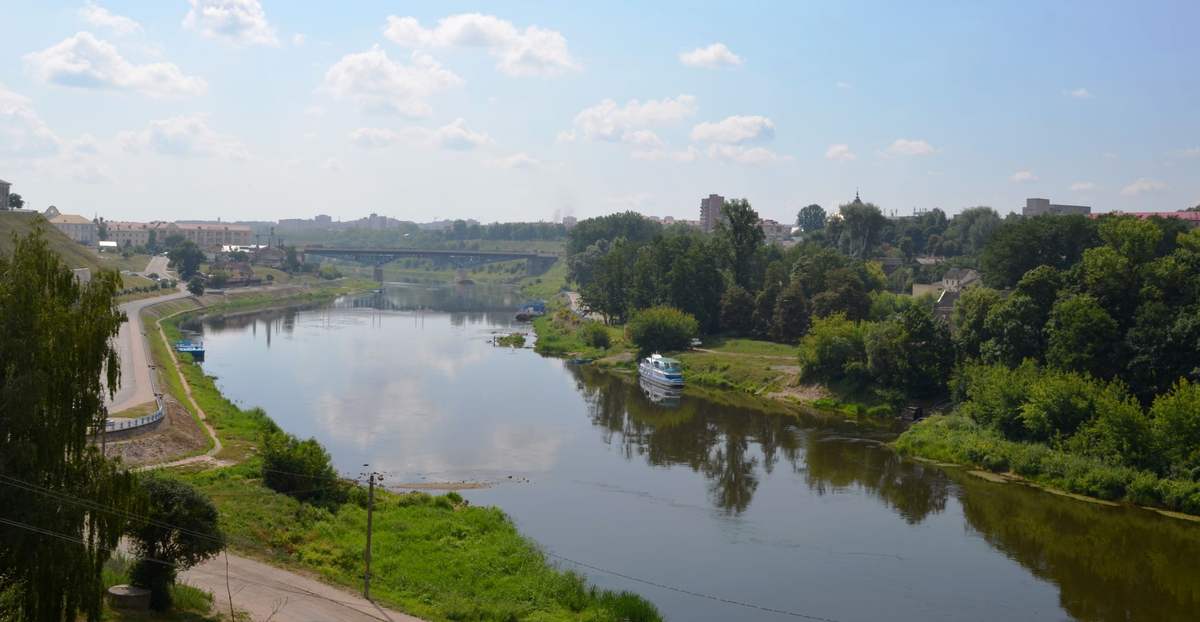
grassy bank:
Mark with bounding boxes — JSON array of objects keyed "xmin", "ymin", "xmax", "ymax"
[
  {"xmin": 896, "ymin": 414, "xmax": 1200, "ymax": 516},
  {"xmin": 102, "ymin": 554, "xmax": 217, "ymax": 621},
  {"xmin": 145, "ymin": 280, "xmax": 662, "ymax": 620}
]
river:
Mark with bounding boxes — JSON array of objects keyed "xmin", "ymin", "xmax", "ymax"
[{"xmin": 182, "ymin": 284, "xmax": 1200, "ymax": 622}]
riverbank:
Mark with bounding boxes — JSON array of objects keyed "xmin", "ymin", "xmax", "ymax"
[
  {"xmin": 896, "ymin": 414, "xmax": 1200, "ymax": 519},
  {"xmin": 139, "ymin": 281, "xmax": 663, "ymax": 621}
]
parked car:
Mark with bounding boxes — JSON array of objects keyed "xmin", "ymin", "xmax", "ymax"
[{"xmin": 690, "ymin": 338, "xmax": 703, "ymax": 348}]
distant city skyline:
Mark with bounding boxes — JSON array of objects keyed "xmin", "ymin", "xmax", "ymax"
[{"xmin": 1, "ymin": 1, "xmax": 1198, "ymax": 224}]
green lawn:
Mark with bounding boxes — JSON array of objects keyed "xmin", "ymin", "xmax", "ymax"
[
  {"xmin": 0, "ymin": 211, "xmax": 104, "ymax": 271},
  {"xmin": 99, "ymin": 252, "xmax": 153, "ymax": 273}
]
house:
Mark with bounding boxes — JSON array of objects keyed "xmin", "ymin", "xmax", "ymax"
[
  {"xmin": 875, "ymin": 257, "xmax": 904, "ymax": 273},
  {"xmin": 912, "ymin": 268, "xmax": 981, "ymax": 298},
  {"xmin": 758, "ymin": 219, "xmax": 792, "ymax": 244},
  {"xmin": 106, "ymin": 221, "xmax": 152, "ymax": 247},
  {"xmin": 207, "ymin": 261, "xmax": 256, "ymax": 286},
  {"xmin": 46, "ymin": 212, "xmax": 98, "ymax": 246},
  {"xmin": 150, "ymin": 222, "xmax": 252, "ymax": 246},
  {"xmin": 0, "ymin": 178, "xmax": 10, "ymax": 210}
]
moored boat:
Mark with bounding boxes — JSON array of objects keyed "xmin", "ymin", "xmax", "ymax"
[{"xmin": 638, "ymin": 353, "xmax": 683, "ymax": 388}]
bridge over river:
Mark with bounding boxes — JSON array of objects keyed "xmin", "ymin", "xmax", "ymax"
[{"xmin": 299, "ymin": 246, "xmax": 560, "ymax": 281}]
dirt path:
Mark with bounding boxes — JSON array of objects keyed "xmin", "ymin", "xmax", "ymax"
[{"xmin": 183, "ymin": 552, "xmax": 422, "ymax": 622}]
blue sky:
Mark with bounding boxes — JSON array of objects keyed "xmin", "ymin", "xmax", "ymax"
[{"xmin": 1, "ymin": 0, "xmax": 1197, "ymax": 224}]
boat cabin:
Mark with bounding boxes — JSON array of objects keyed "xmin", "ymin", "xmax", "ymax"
[{"xmin": 643, "ymin": 354, "xmax": 681, "ymax": 373}]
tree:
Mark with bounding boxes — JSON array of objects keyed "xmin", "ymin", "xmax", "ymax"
[
  {"xmin": 580, "ymin": 238, "xmax": 634, "ymax": 323},
  {"xmin": 1046, "ymin": 294, "xmax": 1122, "ymax": 379},
  {"xmin": 834, "ymin": 202, "xmax": 887, "ymax": 258},
  {"xmin": 713, "ymin": 198, "xmax": 765, "ymax": 289},
  {"xmin": 127, "ymin": 476, "xmax": 223, "ymax": 611},
  {"xmin": 163, "ymin": 233, "xmax": 186, "ymax": 249},
  {"xmin": 452, "ymin": 219, "xmax": 468, "ymax": 239},
  {"xmin": 797, "ymin": 204, "xmax": 826, "ymax": 233},
  {"xmin": 980, "ymin": 215, "xmax": 1101, "ymax": 288},
  {"xmin": 94, "ymin": 217, "xmax": 108, "ymax": 241},
  {"xmin": 261, "ymin": 429, "xmax": 347, "ymax": 506},
  {"xmin": 771, "ymin": 279, "xmax": 811, "ymax": 342},
  {"xmin": 187, "ymin": 276, "xmax": 205, "ymax": 297},
  {"xmin": 798, "ymin": 313, "xmax": 868, "ymax": 389},
  {"xmin": 812, "ymin": 268, "xmax": 871, "ymax": 321},
  {"xmin": 627, "ymin": 307, "xmax": 699, "ymax": 354},
  {"xmin": 7, "ymin": 192, "xmax": 24, "ymax": 209},
  {"xmin": 227, "ymin": 249, "xmax": 249, "ymax": 262},
  {"xmin": 898, "ymin": 236, "xmax": 915, "ymax": 262},
  {"xmin": 0, "ymin": 229, "xmax": 139, "ymax": 622},
  {"xmin": 146, "ymin": 229, "xmax": 157, "ymax": 252},
  {"xmin": 207, "ymin": 270, "xmax": 229, "ymax": 288},
  {"xmin": 719, "ymin": 284, "xmax": 755, "ymax": 336},
  {"xmin": 565, "ymin": 211, "xmax": 662, "ymax": 257},
  {"xmin": 168, "ymin": 241, "xmax": 205, "ymax": 279}
]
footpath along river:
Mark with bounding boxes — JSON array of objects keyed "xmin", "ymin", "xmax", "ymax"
[{"xmin": 182, "ymin": 283, "xmax": 1200, "ymax": 622}]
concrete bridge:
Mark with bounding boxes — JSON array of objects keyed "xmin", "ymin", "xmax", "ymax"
[{"xmin": 299, "ymin": 246, "xmax": 560, "ymax": 281}]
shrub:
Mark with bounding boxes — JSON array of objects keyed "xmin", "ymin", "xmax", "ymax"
[
  {"xmin": 627, "ymin": 306, "xmax": 698, "ymax": 354},
  {"xmin": 260, "ymin": 430, "xmax": 347, "ymax": 507},
  {"xmin": 266, "ymin": 274, "xmax": 275, "ymax": 282},
  {"xmin": 431, "ymin": 496, "xmax": 454, "ymax": 510},
  {"xmin": 576, "ymin": 321, "xmax": 611, "ymax": 348},
  {"xmin": 318, "ymin": 264, "xmax": 343, "ymax": 280},
  {"xmin": 397, "ymin": 492, "xmax": 432, "ymax": 507}
]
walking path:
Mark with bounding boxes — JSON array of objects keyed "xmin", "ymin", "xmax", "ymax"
[
  {"xmin": 105, "ymin": 290, "xmax": 192, "ymax": 414},
  {"xmin": 183, "ymin": 554, "xmax": 421, "ymax": 622},
  {"xmin": 565, "ymin": 290, "xmax": 602, "ymax": 320}
]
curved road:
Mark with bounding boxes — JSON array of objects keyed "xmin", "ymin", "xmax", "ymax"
[{"xmin": 105, "ymin": 286, "xmax": 191, "ymax": 415}]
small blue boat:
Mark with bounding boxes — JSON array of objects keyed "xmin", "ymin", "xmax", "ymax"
[
  {"xmin": 638, "ymin": 353, "xmax": 683, "ymax": 389},
  {"xmin": 175, "ymin": 340, "xmax": 205, "ymax": 361}
]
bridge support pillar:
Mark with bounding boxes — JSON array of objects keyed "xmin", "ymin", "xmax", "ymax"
[
  {"xmin": 455, "ymin": 268, "xmax": 471, "ymax": 283},
  {"xmin": 373, "ymin": 265, "xmax": 384, "ymax": 282}
]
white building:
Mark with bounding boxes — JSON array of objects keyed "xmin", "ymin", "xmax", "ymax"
[{"xmin": 46, "ymin": 211, "xmax": 98, "ymax": 246}]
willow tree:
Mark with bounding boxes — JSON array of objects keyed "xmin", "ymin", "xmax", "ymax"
[{"xmin": 0, "ymin": 229, "xmax": 140, "ymax": 621}]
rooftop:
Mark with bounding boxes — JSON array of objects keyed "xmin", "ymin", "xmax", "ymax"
[{"xmin": 48, "ymin": 214, "xmax": 94, "ymax": 225}]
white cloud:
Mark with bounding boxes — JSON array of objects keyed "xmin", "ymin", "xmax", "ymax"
[
  {"xmin": 401, "ymin": 118, "xmax": 495, "ymax": 150},
  {"xmin": 706, "ymin": 144, "xmax": 793, "ymax": 166},
  {"xmin": 318, "ymin": 157, "xmax": 342, "ymax": 171},
  {"xmin": 1068, "ymin": 182, "xmax": 1097, "ymax": 191},
  {"xmin": 23, "ymin": 32, "xmax": 208, "ymax": 99},
  {"xmin": 485, "ymin": 152, "xmax": 542, "ymax": 170},
  {"xmin": 672, "ymin": 146, "xmax": 700, "ymax": 162},
  {"xmin": 183, "ymin": 0, "xmax": 279, "ymax": 47},
  {"xmin": 690, "ymin": 115, "xmax": 774, "ymax": 144},
  {"xmin": 886, "ymin": 139, "xmax": 936, "ymax": 156},
  {"xmin": 1010, "ymin": 171, "xmax": 1038, "ymax": 183},
  {"xmin": 1103, "ymin": 152, "xmax": 1117, "ymax": 159},
  {"xmin": 559, "ymin": 94, "xmax": 697, "ymax": 144},
  {"xmin": 624, "ymin": 130, "xmax": 664, "ymax": 150},
  {"xmin": 603, "ymin": 193, "xmax": 656, "ymax": 207},
  {"xmin": 78, "ymin": 2, "xmax": 142, "ymax": 36},
  {"xmin": 303, "ymin": 105, "xmax": 325, "ymax": 116},
  {"xmin": 1067, "ymin": 88, "xmax": 1092, "ymax": 99},
  {"xmin": 318, "ymin": 46, "xmax": 463, "ymax": 117},
  {"xmin": 825, "ymin": 144, "xmax": 856, "ymax": 162},
  {"xmin": 293, "ymin": 33, "xmax": 306, "ymax": 47},
  {"xmin": 836, "ymin": 81, "xmax": 853, "ymax": 90},
  {"xmin": 0, "ymin": 84, "xmax": 62, "ymax": 157},
  {"xmin": 679, "ymin": 43, "xmax": 743, "ymax": 68},
  {"xmin": 1168, "ymin": 147, "xmax": 1199, "ymax": 158},
  {"xmin": 382, "ymin": 13, "xmax": 580, "ymax": 78},
  {"xmin": 346, "ymin": 127, "xmax": 399, "ymax": 148},
  {"xmin": 117, "ymin": 115, "xmax": 247, "ymax": 159},
  {"xmin": 1121, "ymin": 178, "xmax": 1168, "ymax": 196}
]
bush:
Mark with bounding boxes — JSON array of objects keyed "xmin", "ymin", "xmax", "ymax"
[
  {"xmin": 260, "ymin": 430, "xmax": 347, "ymax": 507},
  {"xmin": 266, "ymin": 273, "xmax": 275, "ymax": 282},
  {"xmin": 576, "ymin": 321, "xmax": 611, "ymax": 348},
  {"xmin": 318, "ymin": 264, "xmax": 343, "ymax": 280},
  {"xmin": 627, "ymin": 306, "xmax": 698, "ymax": 354}
]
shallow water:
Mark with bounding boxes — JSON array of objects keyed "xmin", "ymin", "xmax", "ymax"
[{"xmin": 185, "ymin": 284, "xmax": 1200, "ymax": 622}]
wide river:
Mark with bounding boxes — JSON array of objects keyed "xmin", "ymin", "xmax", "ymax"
[{"xmin": 184, "ymin": 284, "xmax": 1200, "ymax": 622}]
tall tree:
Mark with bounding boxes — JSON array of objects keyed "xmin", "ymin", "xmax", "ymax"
[
  {"xmin": 796, "ymin": 204, "xmax": 827, "ymax": 233},
  {"xmin": 7, "ymin": 192, "xmax": 24, "ymax": 210},
  {"xmin": 0, "ymin": 230, "xmax": 140, "ymax": 622},
  {"xmin": 168, "ymin": 241, "xmax": 206, "ymax": 279},
  {"xmin": 834, "ymin": 202, "xmax": 887, "ymax": 258},
  {"xmin": 771, "ymin": 279, "xmax": 811, "ymax": 342},
  {"xmin": 1046, "ymin": 294, "xmax": 1123, "ymax": 380},
  {"xmin": 720, "ymin": 284, "xmax": 755, "ymax": 336},
  {"xmin": 127, "ymin": 476, "xmax": 222, "ymax": 611},
  {"xmin": 714, "ymin": 198, "xmax": 765, "ymax": 289},
  {"xmin": 812, "ymin": 268, "xmax": 872, "ymax": 321}
]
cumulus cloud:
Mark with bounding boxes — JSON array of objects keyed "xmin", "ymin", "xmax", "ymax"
[
  {"xmin": 22, "ymin": 32, "xmax": 208, "ymax": 99},
  {"xmin": 382, "ymin": 13, "xmax": 580, "ymax": 78},
  {"xmin": 672, "ymin": 146, "xmax": 700, "ymax": 162},
  {"xmin": 318, "ymin": 46, "xmax": 463, "ymax": 117},
  {"xmin": 824, "ymin": 144, "xmax": 856, "ymax": 162},
  {"xmin": 346, "ymin": 127, "xmax": 399, "ymax": 148},
  {"xmin": 885, "ymin": 139, "xmax": 936, "ymax": 156},
  {"xmin": 78, "ymin": 2, "xmax": 142, "ymax": 36},
  {"xmin": 0, "ymin": 84, "xmax": 62, "ymax": 157},
  {"xmin": 303, "ymin": 105, "xmax": 325, "ymax": 116},
  {"xmin": 1103, "ymin": 152, "xmax": 1117, "ymax": 159},
  {"xmin": 117, "ymin": 115, "xmax": 247, "ymax": 159},
  {"xmin": 293, "ymin": 33, "xmax": 306, "ymax": 47},
  {"xmin": 1168, "ymin": 147, "xmax": 1199, "ymax": 158},
  {"xmin": 183, "ymin": 0, "xmax": 279, "ymax": 47},
  {"xmin": 836, "ymin": 81, "xmax": 853, "ymax": 90},
  {"xmin": 1069, "ymin": 182, "xmax": 1097, "ymax": 191},
  {"xmin": 603, "ymin": 193, "xmax": 656, "ymax": 207},
  {"xmin": 706, "ymin": 144, "xmax": 793, "ymax": 166},
  {"xmin": 690, "ymin": 115, "xmax": 774, "ymax": 144},
  {"xmin": 400, "ymin": 118, "xmax": 495, "ymax": 150},
  {"xmin": 679, "ymin": 43, "xmax": 743, "ymax": 68},
  {"xmin": 557, "ymin": 94, "xmax": 697, "ymax": 145},
  {"xmin": 1121, "ymin": 178, "xmax": 1168, "ymax": 196},
  {"xmin": 318, "ymin": 157, "xmax": 342, "ymax": 171},
  {"xmin": 1010, "ymin": 171, "xmax": 1039, "ymax": 182},
  {"xmin": 1067, "ymin": 88, "xmax": 1092, "ymax": 99},
  {"xmin": 484, "ymin": 152, "xmax": 542, "ymax": 170}
]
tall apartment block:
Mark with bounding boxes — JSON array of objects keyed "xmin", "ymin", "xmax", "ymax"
[{"xmin": 699, "ymin": 194, "xmax": 725, "ymax": 233}]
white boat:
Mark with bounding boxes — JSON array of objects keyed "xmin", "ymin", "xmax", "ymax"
[{"xmin": 638, "ymin": 353, "xmax": 684, "ymax": 389}]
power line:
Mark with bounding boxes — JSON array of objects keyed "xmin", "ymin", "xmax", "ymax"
[{"xmin": 544, "ymin": 551, "xmax": 844, "ymax": 622}]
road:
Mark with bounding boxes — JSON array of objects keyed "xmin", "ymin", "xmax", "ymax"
[
  {"xmin": 182, "ymin": 553, "xmax": 421, "ymax": 622},
  {"xmin": 565, "ymin": 290, "xmax": 602, "ymax": 321},
  {"xmin": 105, "ymin": 285, "xmax": 190, "ymax": 415}
]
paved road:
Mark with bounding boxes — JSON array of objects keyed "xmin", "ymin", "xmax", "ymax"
[
  {"xmin": 183, "ymin": 553, "xmax": 421, "ymax": 622},
  {"xmin": 566, "ymin": 291, "xmax": 603, "ymax": 321},
  {"xmin": 142, "ymin": 254, "xmax": 169, "ymax": 277},
  {"xmin": 105, "ymin": 288, "xmax": 191, "ymax": 415}
]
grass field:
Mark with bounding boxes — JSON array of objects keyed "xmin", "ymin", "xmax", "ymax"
[
  {"xmin": 99, "ymin": 252, "xmax": 152, "ymax": 273},
  {"xmin": 0, "ymin": 211, "xmax": 104, "ymax": 271}
]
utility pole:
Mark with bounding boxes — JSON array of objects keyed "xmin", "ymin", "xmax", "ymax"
[{"xmin": 362, "ymin": 465, "xmax": 380, "ymax": 600}]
